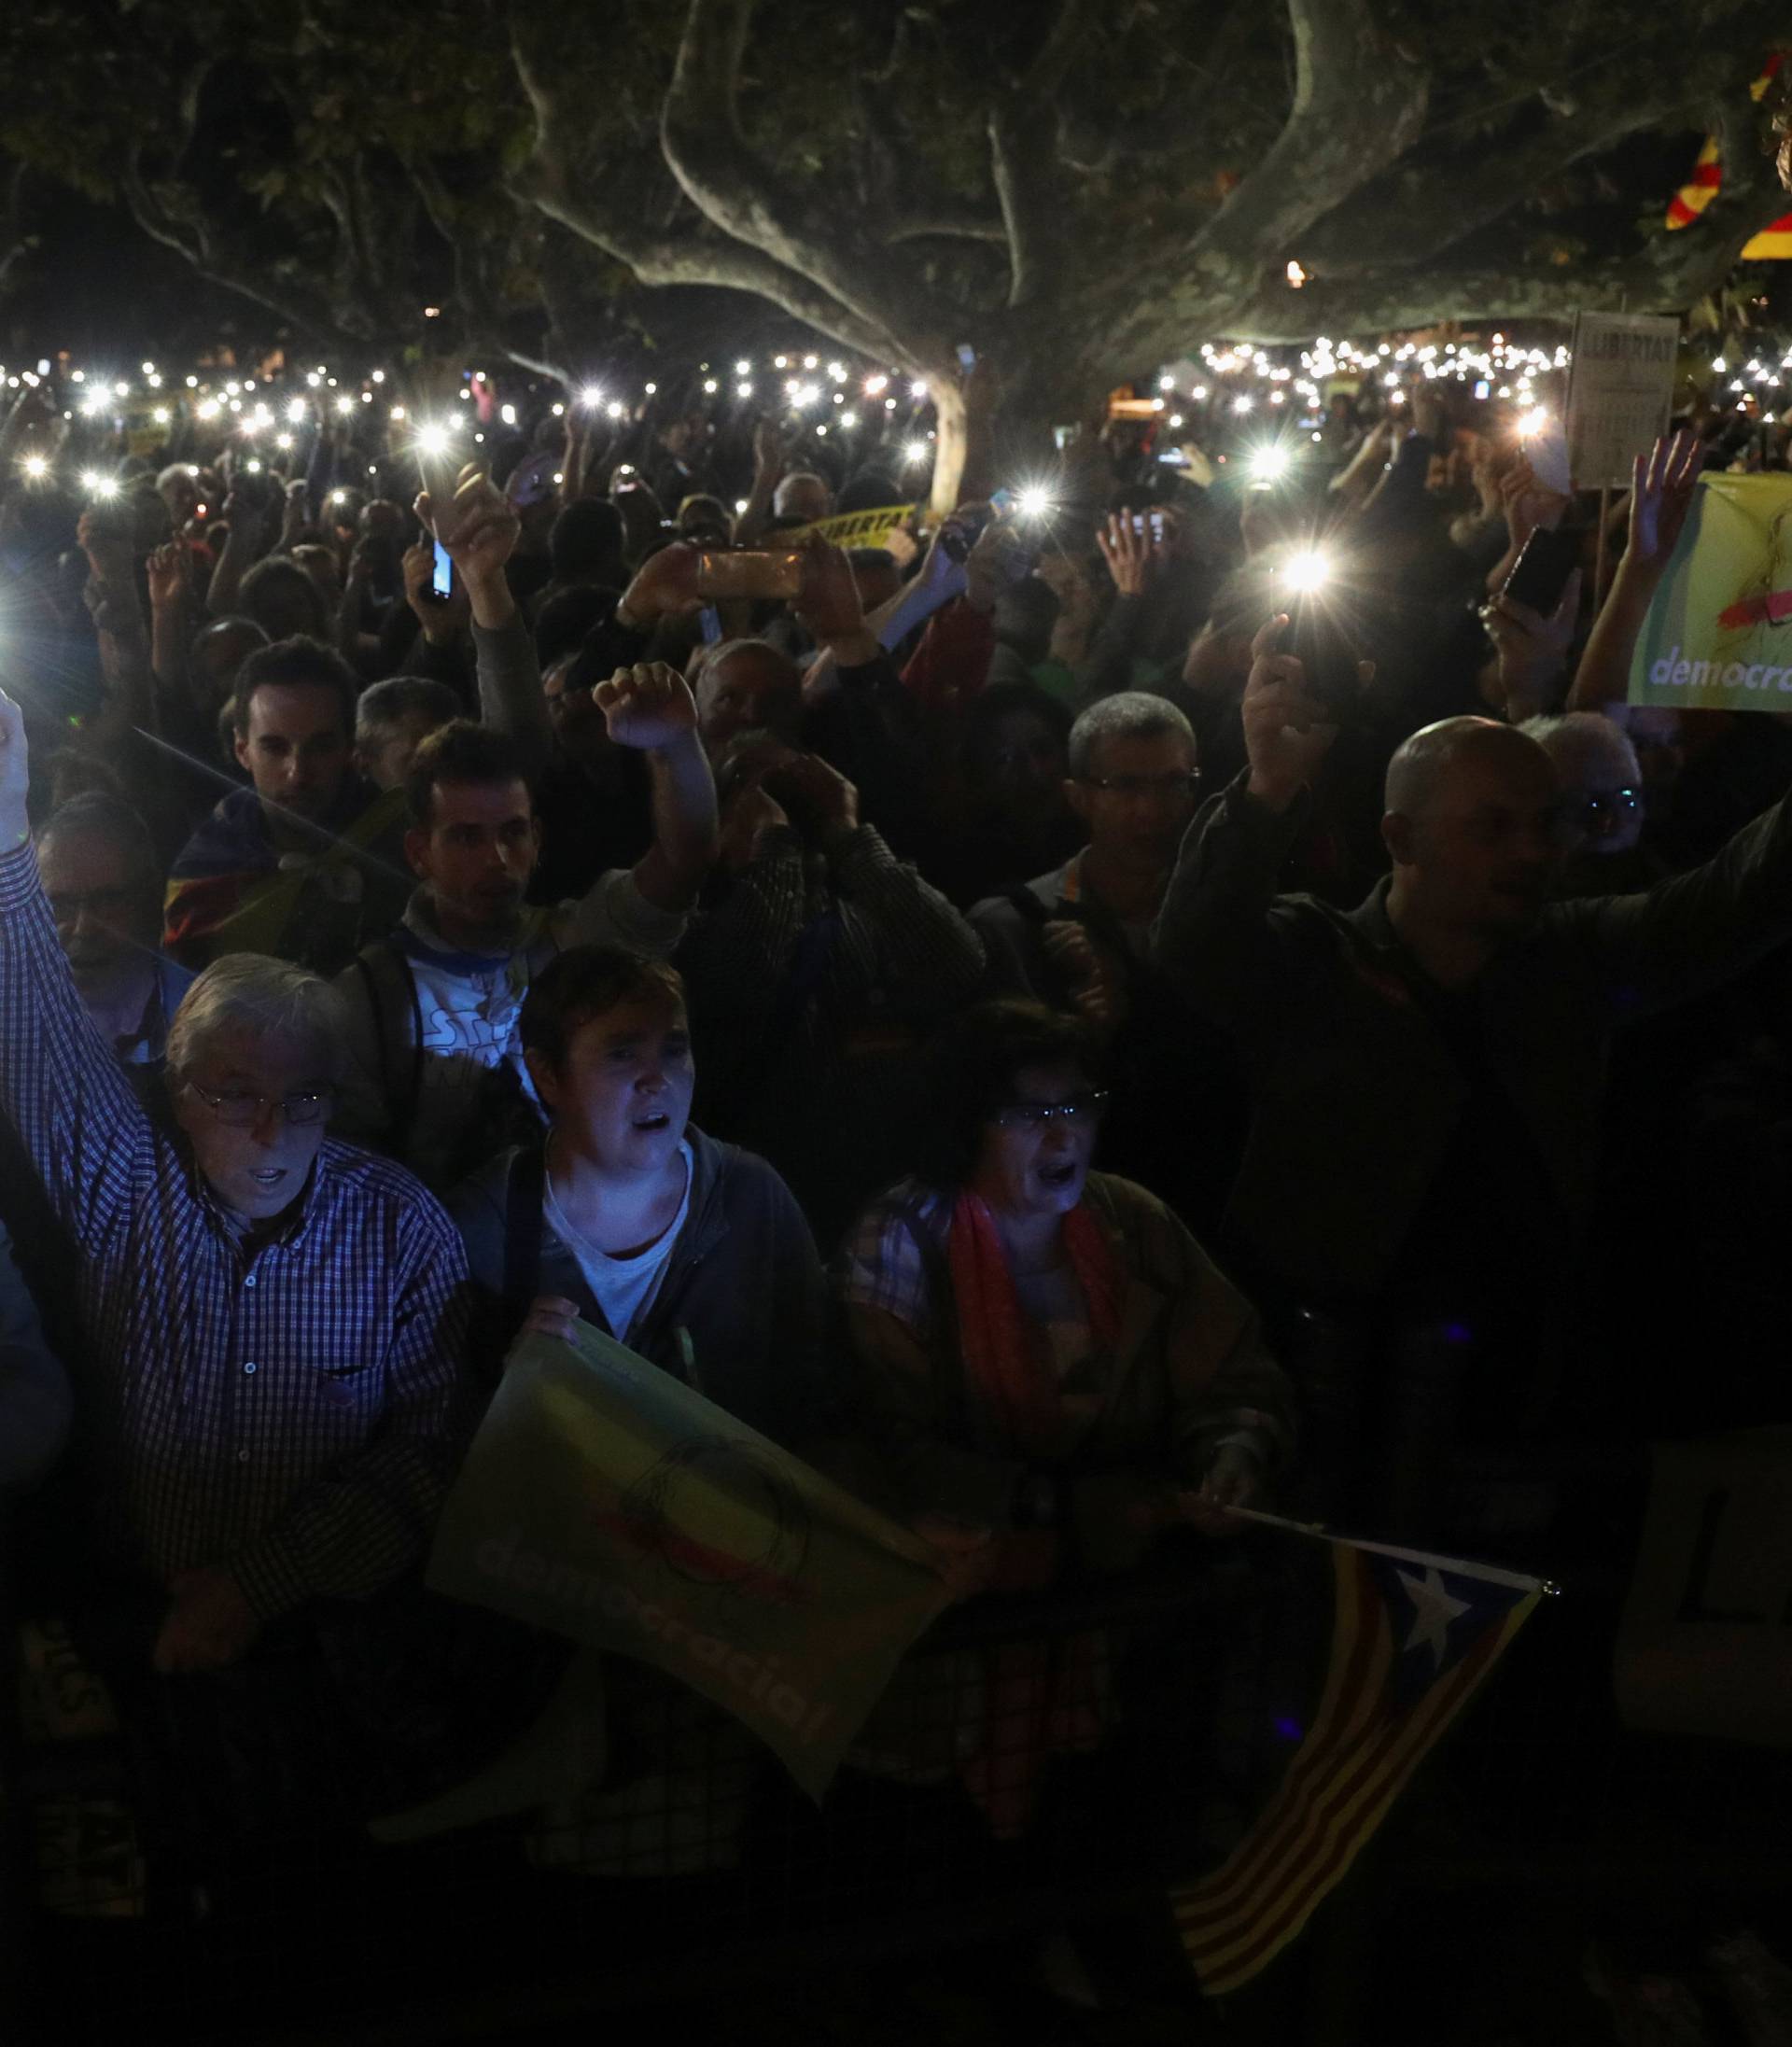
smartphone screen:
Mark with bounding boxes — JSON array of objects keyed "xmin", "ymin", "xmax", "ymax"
[
  {"xmin": 1285, "ymin": 602, "xmax": 1363, "ymax": 716},
  {"xmin": 694, "ymin": 549, "xmax": 805, "ymax": 601},
  {"xmin": 956, "ymin": 344, "xmax": 977, "ymax": 372},
  {"xmin": 431, "ymin": 539, "xmax": 453, "ymax": 600},
  {"xmin": 1501, "ymin": 526, "xmax": 1578, "ymax": 615}
]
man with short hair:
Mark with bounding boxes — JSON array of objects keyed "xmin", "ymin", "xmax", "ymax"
[
  {"xmin": 972, "ymin": 691, "xmax": 1199, "ymax": 1016},
  {"xmin": 693, "ymin": 639, "xmax": 805, "ymax": 759},
  {"xmin": 772, "ymin": 470, "xmax": 832, "ymax": 532},
  {"xmin": 334, "ymin": 666, "xmax": 717, "ymax": 1187},
  {"xmin": 970, "ymin": 691, "xmax": 1242, "ymax": 1227},
  {"xmin": 0, "ymin": 687, "xmax": 471, "ymax": 1674},
  {"xmin": 162, "ymin": 636, "xmax": 410, "ymax": 974},
  {"xmin": 38, "ymin": 792, "xmax": 194, "ymax": 1067},
  {"xmin": 354, "ymin": 676, "xmax": 462, "ymax": 793}
]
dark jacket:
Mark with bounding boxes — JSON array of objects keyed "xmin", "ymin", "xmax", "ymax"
[
  {"xmin": 447, "ymin": 1127, "xmax": 827, "ymax": 1452},
  {"xmin": 1154, "ymin": 768, "xmax": 1792, "ymax": 1308}
]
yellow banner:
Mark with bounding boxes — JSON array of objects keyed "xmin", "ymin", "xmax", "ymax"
[{"xmin": 795, "ymin": 504, "xmax": 919, "ymax": 551}]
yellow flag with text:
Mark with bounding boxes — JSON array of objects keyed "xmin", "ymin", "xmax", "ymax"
[{"xmin": 427, "ymin": 1322, "xmax": 953, "ymax": 1800}]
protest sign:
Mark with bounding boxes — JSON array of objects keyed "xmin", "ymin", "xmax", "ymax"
[
  {"xmin": 1565, "ymin": 311, "xmax": 1679, "ymax": 491},
  {"xmin": 427, "ymin": 1322, "xmax": 954, "ymax": 1800},
  {"xmin": 1629, "ymin": 474, "xmax": 1792, "ymax": 712},
  {"xmin": 794, "ymin": 503, "xmax": 918, "ymax": 551},
  {"xmin": 1615, "ymin": 1427, "xmax": 1792, "ymax": 1746}
]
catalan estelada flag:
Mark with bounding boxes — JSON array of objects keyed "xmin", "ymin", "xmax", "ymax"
[
  {"xmin": 1665, "ymin": 57, "xmax": 1792, "ymax": 259},
  {"xmin": 1172, "ymin": 1531, "xmax": 1544, "ymax": 1996}
]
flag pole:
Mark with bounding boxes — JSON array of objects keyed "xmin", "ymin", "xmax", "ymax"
[{"xmin": 1221, "ymin": 1503, "xmax": 1558, "ymax": 1597}]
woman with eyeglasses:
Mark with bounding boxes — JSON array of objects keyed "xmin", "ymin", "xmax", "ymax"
[
  {"xmin": 833, "ymin": 997, "xmax": 1291, "ymax": 1835},
  {"xmin": 835, "ymin": 999, "xmax": 1291, "ymax": 1580}
]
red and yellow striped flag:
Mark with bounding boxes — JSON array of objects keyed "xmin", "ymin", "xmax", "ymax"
[
  {"xmin": 1665, "ymin": 57, "xmax": 1792, "ymax": 259},
  {"xmin": 1172, "ymin": 1536, "xmax": 1543, "ymax": 1997}
]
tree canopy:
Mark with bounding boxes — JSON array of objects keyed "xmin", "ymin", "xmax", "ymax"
[{"xmin": 4, "ymin": 0, "xmax": 1790, "ymax": 494}]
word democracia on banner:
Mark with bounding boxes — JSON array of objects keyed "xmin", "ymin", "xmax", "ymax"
[{"xmin": 1647, "ymin": 645, "xmax": 1792, "ymax": 695}]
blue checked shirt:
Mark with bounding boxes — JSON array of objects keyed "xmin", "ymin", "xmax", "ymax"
[{"xmin": 0, "ymin": 844, "xmax": 473, "ymax": 1621}]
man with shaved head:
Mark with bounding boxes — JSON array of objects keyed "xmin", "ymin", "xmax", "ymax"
[{"xmin": 1154, "ymin": 615, "xmax": 1792, "ymax": 1512}]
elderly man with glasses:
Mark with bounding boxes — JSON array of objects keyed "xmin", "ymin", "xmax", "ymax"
[{"xmin": 0, "ymin": 689, "xmax": 471, "ymax": 1682}]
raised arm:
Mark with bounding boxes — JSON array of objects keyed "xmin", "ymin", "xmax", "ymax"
[
  {"xmin": 732, "ymin": 416, "xmax": 786, "ymax": 549},
  {"xmin": 1152, "ymin": 613, "xmax": 1332, "ymax": 1043},
  {"xmin": 593, "ymin": 662, "xmax": 719, "ymax": 914},
  {"xmin": 204, "ymin": 483, "xmax": 269, "ymax": 618},
  {"xmin": 420, "ymin": 468, "xmax": 555, "ymax": 768},
  {"xmin": 0, "ymin": 691, "xmax": 151, "ymax": 1243},
  {"xmin": 1569, "ymin": 430, "xmax": 1703, "ymax": 710}
]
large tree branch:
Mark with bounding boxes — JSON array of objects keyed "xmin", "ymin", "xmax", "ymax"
[
  {"xmin": 1221, "ymin": 138, "xmax": 1792, "ymax": 341},
  {"xmin": 660, "ymin": 0, "xmax": 958, "ymax": 365},
  {"xmin": 1181, "ymin": 0, "xmax": 1429, "ymax": 285},
  {"xmin": 985, "ymin": 0, "xmax": 1099, "ymax": 310},
  {"xmin": 116, "ymin": 143, "xmax": 379, "ymax": 354},
  {"xmin": 1303, "ymin": 35, "xmax": 1789, "ymax": 279},
  {"xmin": 507, "ymin": 22, "xmax": 904, "ymax": 370},
  {"xmin": 888, "ymin": 211, "xmax": 1010, "ymax": 245}
]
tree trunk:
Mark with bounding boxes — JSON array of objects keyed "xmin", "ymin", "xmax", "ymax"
[{"xmin": 927, "ymin": 378, "xmax": 970, "ymax": 517}]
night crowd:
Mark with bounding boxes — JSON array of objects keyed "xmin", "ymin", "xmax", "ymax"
[{"xmin": 0, "ymin": 360, "xmax": 1786, "ymax": 1893}]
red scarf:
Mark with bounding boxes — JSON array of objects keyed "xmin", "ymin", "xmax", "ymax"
[{"xmin": 945, "ymin": 1189, "xmax": 1123, "ymax": 1458}]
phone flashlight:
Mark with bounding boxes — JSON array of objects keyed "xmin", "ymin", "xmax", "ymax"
[
  {"xmin": 1250, "ymin": 443, "xmax": 1292, "ymax": 484},
  {"xmin": 1281, "ymin": 549, "xmax": 1332, "ymax": 596},
  {"xmin": 1015, "ymin": 485, "xmax": 1054, "ymax": 519}
]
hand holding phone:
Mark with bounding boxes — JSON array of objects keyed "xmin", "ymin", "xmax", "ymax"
[
  {"xmin": 1283, "ymin": 598, "xmax": 1365, "ymax": 717},
  {"xmin": 1500, "ymin": 526, "xmax": 1579, "ymax": 616}
]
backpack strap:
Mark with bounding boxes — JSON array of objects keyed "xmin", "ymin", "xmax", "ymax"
[{"xmin": 353, "ymin": 939, "xmax": 425, "ymax": 1156}]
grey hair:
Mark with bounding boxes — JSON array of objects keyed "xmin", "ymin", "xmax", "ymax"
[
  {"xmin": 1519, "ymin": 711, "xmax": 1642, "ymax": 785},
  {"xmin": 772, "ymin": 470, "xmax": 829, "ymax": 515},
  {"xmin": 1067, "ymin": 691, "xmax": 1196, "ymax": 779},
  {"xmin": 165, "ymin": 954, "xmax": 346, "ymax": 1085},
  {"xmin": 355, "ymin": 675, "xmax": 462, "ymax": 743},
  {"xmin": 1383, "ymin": 716, "xmax": 1546, "ymax": 818},
  {"xmin": 690, "ymin": 638, "xmax": 796, "ymax": 696}
]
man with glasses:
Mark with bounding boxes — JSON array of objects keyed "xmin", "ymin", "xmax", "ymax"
[
  {"xmin": 1520, "ymin": 711, "xmax": 1658, "ymax": 893},
  {"xmin": 971, "ymin": 694, "xmax": 1242, "ymax": 1228},
  {"xmin": 0, "ymin": 688, "xmax": 470, "ymax": 1680},
  {"xmin": 971, "ymin": 692, "xmax": 1199, "ymax": 1020}
]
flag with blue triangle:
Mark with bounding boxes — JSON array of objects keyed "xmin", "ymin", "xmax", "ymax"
[{"xmin": 1172, "ymin": 1532, "xmax": 1543, "ymax": 1996}]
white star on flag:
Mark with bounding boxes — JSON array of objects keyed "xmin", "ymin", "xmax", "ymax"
[{"xmin": 1396, "ymin": 1565, "xmax": 1472, "ymax": 1669}]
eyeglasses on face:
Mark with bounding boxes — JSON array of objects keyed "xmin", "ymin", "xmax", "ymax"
[
  {"xmin": 184, "ymin": 1080, "xmax": 331, "ymax": 1128},
  {"xmin": 989, "ymin": 1090, "xmax": 1110, "ymax": 1130},
  {"xmin": 1076, "ymin": 773, "xmax": 1198, "ymax": 800},
  {"xmin": 1568, "ymin": 787, "xmax": 1640, "ymax": 826}
]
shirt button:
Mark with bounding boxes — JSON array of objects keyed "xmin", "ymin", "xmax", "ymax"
[
  {"xmin": 243, "ymin": 1362, "xmax": 257, "ymax": 1375},
  {"xmin": 244, "ymin": 1274, "xmax": 257, "ymax": 1288},
  {"xmin": 237, "ymin": 1449, "xmax": 250, "ymax": 1464}
]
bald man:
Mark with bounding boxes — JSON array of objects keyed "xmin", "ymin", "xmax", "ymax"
[{"xmin": 1153, "ymin": 615, "xmax": 1792, "ymax": 1448}]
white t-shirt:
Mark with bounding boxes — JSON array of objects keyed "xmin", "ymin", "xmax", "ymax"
[{"xmin": 542, "ymin": 1143, "xmax": 693, "ymax": 1343}]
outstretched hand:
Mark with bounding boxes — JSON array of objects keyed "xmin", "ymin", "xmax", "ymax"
[
  {"xmin": 416, "ymin": 469, "xmax": 521, "ymax": 589},
  {"xmin": 1626, "ymin": 428, "xmax": 1703, "ymax": 578}
]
